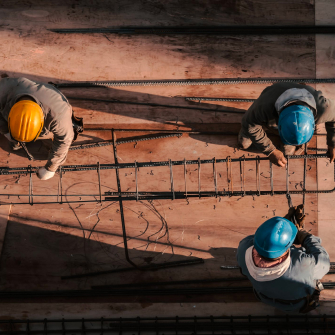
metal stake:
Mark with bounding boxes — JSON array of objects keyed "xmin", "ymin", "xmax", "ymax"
[
  {"xmin": 169, "ymin": 159, "xmax": 175, "ymax": 200},
  {"xmin": 97, "ymin": 162, "xmax": 102, "ymax": 203}
]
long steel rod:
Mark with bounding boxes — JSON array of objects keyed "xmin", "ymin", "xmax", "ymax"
[
  {"xmin": 186, "ymin": 97, "xmax": 256, "ymax": 102},
  {"xmin": 97, "ymin": 162, "xmax": 102, "ymax": 203},
  {"xmin": 0, "ymin": 154, "xmax": 329, "ymax": 175},
  {"xmin": 112, "ymin": 129, "xmax": 139, "ymax": 270},
  {"xmin": 3, "ymin": 283, "xmax": 335, "ymax": 298},
  {"xmin": 66, "ymin": 96, "xmax": 239, "ymax": 114},
  {"xmin": 48, "ymin": 25, "xmax": 335, "ymax": 35},
  {"xmin": 52, "ymin": 77, "xmax": 335, "ymax": 89},
  {"xmin": 91, "ymin": 277, "xmax": 248, "ymax": 290}
]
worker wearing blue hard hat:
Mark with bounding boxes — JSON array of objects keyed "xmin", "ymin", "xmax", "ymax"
[
  {"xmin": 237, "ymin": 205, "xmax": 330, "ymax": 313},
  {"xmin": 238, "ymin": 82, "xmax": 335, "ymax": 167}
]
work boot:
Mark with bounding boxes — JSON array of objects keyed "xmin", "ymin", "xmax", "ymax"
[
  {"xmin": 237, "ymin": 129, "xmax": 252, "ymax": 150},
  {"xmin": 11, "ymin": 142, "xmax": 22, "ymax": 151}
]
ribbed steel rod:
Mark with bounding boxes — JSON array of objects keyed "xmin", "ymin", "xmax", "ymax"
[
  {"xmin": 186, "ymin": 97, "xmax": 256, "ymax": 102},
  {"xmin": 52, "ymin": 77, "xmax": 335, "ymax": 88},
  {"xmin": 0, "ymin": 154, "xmax": 328, "ymax": 175},
  {"xmin": 48, "ymin": 25, "xmax": 335, "ymax": 35}
]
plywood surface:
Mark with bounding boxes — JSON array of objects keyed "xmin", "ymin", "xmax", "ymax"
[
  {"xmin": 0, "ymin": 0, "xmax": 333, "ymax": 316},
  {"xmin": 0, "ymin": 130, "xmax": 319, "ymax": 305}
]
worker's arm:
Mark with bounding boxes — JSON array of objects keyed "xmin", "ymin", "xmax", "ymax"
[
  {"xmin": 301, "ymin": 235, "xmax": 330, "ymax": 280},
  {"xmin": 241, "ymin": 107, "xmax": 276, "ymax": 155},
  {"xmin": 325, "ymin": 122, "xmax": 335, "ymax": 162},
  {"xmin": 0, "ymin": 114, "xmax": 8, "ymax": 135},
  {"xmin": 44, "ymin": 111, "xmax": 74, "ymax": 173},
  {"xmin": 241, "ymin": 106, "xmax": 287, "ymax": 167},
  {"xmin": 314, "ymin": 92, "xmax": 335, "ymax": 162}
]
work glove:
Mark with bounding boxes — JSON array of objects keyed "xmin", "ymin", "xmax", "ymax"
[
  {"xmin": 37, "ymin": 167, "xmax": 55, "ymax": 180},
  {"xmin": 328, "ymin": 145, "xmax": 335, "ymax": 163},
  {"xmin": 285, "ymin": 204, "xmax": 311, "ymax": 245}
]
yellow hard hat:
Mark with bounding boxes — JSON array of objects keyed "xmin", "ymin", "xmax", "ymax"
[{"xmin": 8, "ymin": 100, "xmax": 44, "ymax": 142}]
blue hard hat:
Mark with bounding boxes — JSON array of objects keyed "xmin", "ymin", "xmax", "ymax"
[
  {"xmin": 254, "ymin": 216, "xmax": 298, "ymax": 259},
  {"xmin": 278, "ymin": 105, "xmax": 315, "ymax": 145}
]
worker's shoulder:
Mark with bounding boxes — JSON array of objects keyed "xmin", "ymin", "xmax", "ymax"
[
  {"xmin": 237, "ymin": 235, "xmax": 254, "ymax": 259},
  {"xmin": 261, "ymin": 82, "xmax": 316, "ymax": 95},
  {"xmin": 290, "ymin": 246, "xmax": 319, "ymax": 268},
  {"xmin": 0, "ymin": 76, "xmax": 30, "ymax": 87}
]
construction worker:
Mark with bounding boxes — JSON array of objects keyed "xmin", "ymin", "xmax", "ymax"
[
  {"xmin": 0, "ymin": 77, "xmax": 75, "ymax": 180},
  {"xmin": 238, "ymin": 82, "xmax": 335, "ymax": 167},
  {"xmin": 237, "ymin": 205, "xmax": 330, "ymax": 313}
]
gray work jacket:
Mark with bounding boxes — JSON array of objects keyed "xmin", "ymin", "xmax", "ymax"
[
  {"xmin": 237, "ymin": 234, "xmax": 330, "ymax": 312},
  {"xmin": 241, "ymin": 82, "xmax": 335, "ymax": 155},
  {"xmin": 0, "ymin": 77, "xmax": 74, "ymax": 171}
]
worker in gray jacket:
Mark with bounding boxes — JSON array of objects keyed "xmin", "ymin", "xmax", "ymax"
[
  {"xmin": 0, "ymin": 77, "xmax": 74, "ymax": 180},
  {"xmin": 239, "ymin": 82, "xmax": 335, "ymax": 167},
  {"xmin": 237, "ymin": 205, "xmax": 330, "ymax": 313}
]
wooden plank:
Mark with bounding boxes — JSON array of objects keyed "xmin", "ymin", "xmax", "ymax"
[{"xmin": 0, "ymin": 1, "xmax": 315, "ymax": 29}]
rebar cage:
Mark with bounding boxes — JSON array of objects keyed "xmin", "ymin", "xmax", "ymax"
[{"xmin": 0, "ymin": 153, "xmax": 332, "ymax": 205}]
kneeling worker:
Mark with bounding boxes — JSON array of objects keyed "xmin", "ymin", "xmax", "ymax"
[
  {"xmin": 0, "ymin": 77, "xmax": 75, "ymax": 180},
  {"xmin": 239, "ymin": 82, "xmax": 335, "ymax": 167},
  {"xmin": 237, "ymin": 205, "xmax": 330, "ymax": 313}
]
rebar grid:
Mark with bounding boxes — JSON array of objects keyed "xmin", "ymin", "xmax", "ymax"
[
  {"xmin": 0, "ymin": 315, "xmax": 334, "ymax": 334},
  {"xmin": 0, "ymin": 153, "xmax": 332, "ymax": 205}
]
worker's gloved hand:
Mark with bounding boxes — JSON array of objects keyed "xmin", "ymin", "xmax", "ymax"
[
  {"xmin": 294, "ymin": 204, "xmax": 305, "ymax": 229},
  {"xmin": 295, "ymin": 229, "xmax": 312, "ymax": 245},
  {"xmin": 285, "ymin": 204, "xmax": 310, "ymax": 245},
  {"xmin": 328, "ymin": 145, "xmax": 335, "ymax": 163},
  {"xmin": 290, "ymin": 204, "xmax": 311, "ymax": 244},
  {"xmin": 268, "ymin": 149, "xmax": 287, "ymax": 167},
  {"xmin": 4, "ymin": 132, "xmax": 16, "ymax": 143},
  {"xmin": 284, "ymin": 207, "xmax": 296, "ymax": 221},
  {"xmin": 37, "ymin": 167, "xmax": 55, "ymax": 180}
]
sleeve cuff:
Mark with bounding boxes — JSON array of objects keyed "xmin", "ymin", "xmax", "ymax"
[
  {"xmin": 264, "ymin": 145, "xmax": 277, "ymax": 157},
  {"xmin": 44, "ymin": 162, "xmax": 58, "ymax": 172}
]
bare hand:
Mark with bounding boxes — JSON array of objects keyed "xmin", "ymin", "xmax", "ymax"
[
  {"xmin": 328, "ymin": 146, "xmax": 335, "ymax": 163},
  {"xmin": 268, "ymin": 149, "xmax": 287, "ymax": 167}
]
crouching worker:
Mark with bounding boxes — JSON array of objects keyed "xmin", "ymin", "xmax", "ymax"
[
  {"xmin": 237, "ymin": 205, "xmax": 330, "ymax": 313},
  {"xmin": 0, "ymin": 77, "xmax": 82, "ymax": 180},
  {"xmin": 238, "ymin": 82, "xmax": 335, "ymax": 167}
]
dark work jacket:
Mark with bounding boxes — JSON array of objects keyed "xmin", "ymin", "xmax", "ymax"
[
  {"xmin": 237, "ymin": 234, "xmax": 330, "ymax": 312},
  {"xmin": 241, "ymin": 82, "xmax": 335, "ymax": 155}
]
